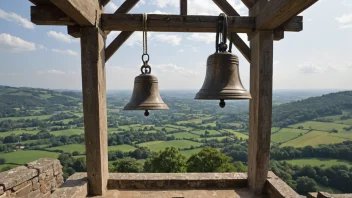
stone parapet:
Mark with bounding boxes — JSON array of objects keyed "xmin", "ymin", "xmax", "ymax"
[{"xmin": 0, "ymin": 158, "xmax": 63, "ymax": 198}]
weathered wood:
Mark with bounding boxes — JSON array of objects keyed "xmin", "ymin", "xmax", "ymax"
[
  {"xmin": 248, "ymin": 30, "xmax": 273, "ymax": 195},
  {"xmin": 180, "ymin": 0, "xmax": 187, "ymax": 15},
  {"xmin": 256, "ymin": 0, "xmax": 318, "ymax": 29},
  {"xmin": 102, "ymin": 14, "xmax": 255, "ymax": 33},
  {"xmin": 273, "ymin": 29, "xmax": 284, "ymax": 40},
  {"xmin": 49, "ymin": 0, "xmax": 101, "ymax": 26},
  {"xmin": 101, "ymin": 0, "xmax": 110, "ymax": 7},
  {"xmin": 282, "ymin": 16, "xmax": 303, "ymax": 32},
  {"xmin": 69, "ymin": 0, "xmax": 140, "ymax": 38},
  {"xmin": 68, "ymin": 25, "xmax": 81, "ymax": 38},
  {"xmin": 31, "ymin": 5, "xmax": 75, "ymax": 25},
  {"xmin": 241, "ymin": 0, "xmax": 256, "ymax": 8},
  {"xmin": 80, "ymin": 26, "xmax": 108, "ymax": 196},
  {"xmin": 212, "ymin": 0, "xmax": 250, "ymax": 62},
  {"xmin": 105, "ymin": 31, "xmax": 133, "ymax": 62}
]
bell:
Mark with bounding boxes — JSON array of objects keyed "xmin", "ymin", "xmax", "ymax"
[
  {"xmin": 195, "ymin": 51, "xmax": 251, "ymax": 108},
  {"xmin": 123, "ymin": 73, "xmax": 169, "ymax": 116}
]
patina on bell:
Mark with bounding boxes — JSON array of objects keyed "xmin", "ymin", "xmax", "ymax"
[
  {"xmin": 195, "ymin": 51, "xmax": 251, "ymax": 108},
  {"xmin": 123, "ymin": 73, "xmax": 169, "ymax": 116}
]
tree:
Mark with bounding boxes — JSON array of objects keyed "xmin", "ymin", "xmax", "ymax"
[
  {"xmin": 72, "ymin": 157, "xmax": 86, "ymax": 172},
  {"xmin": 72, "ymin": 151, "xmax": 80, "ymax": 156},
  {"xmin": 0, "ymin": 158, "xmax": 5, "ymax": 165},
  {"xmin": 187, "ymin": 147, "xmax": 236, "ymax": 172},
  {"xmin": 112, "ymin": 158, "xmax": 143, "ymax": 173},
  {"xmin": 144, "ymin": 147, "xmax": 187, "ymax": 173},
  {"xmin": 296, "ymin": 176, "xmax": 318, "ymax": 195}
]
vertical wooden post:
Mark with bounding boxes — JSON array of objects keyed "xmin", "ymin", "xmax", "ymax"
[
  {"xmin": 247, "ymin": 31, "xmax": 274, "ymax": 195},
  {"xmin": 180, "ymin": 0, "xmax": 187, "ymax": 15},
  {"xmin": 80, "ymin": 26, "xmax": 108, "ymax": 196}
]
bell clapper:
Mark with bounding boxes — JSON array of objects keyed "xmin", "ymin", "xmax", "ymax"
[
  {"xmin": 219, "ymin": 99, "xmax": 226, "ymax": 108},
  {"xmin": 144, "ymin": 110, "xmax": 150, "ymax": 117}
]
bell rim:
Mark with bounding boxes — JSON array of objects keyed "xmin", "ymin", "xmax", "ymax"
[
  {"xmin": 123, "ymin": 104, "xmax": 169, "ymax": 110},
  {"xmin": 194, "ymin": 90, "xmax": 252, "ymax": 100}
]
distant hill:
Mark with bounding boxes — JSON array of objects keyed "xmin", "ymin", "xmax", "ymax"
[{"xmin": 272, "ymin": 91, "xmax": 352, "ymax": 127}]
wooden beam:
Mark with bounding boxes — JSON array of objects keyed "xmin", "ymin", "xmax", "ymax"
[
  {"xmin": 241, "ymin": 0, "xmax": 256, "ymax": 8},
  {"xmin": 212, "ymin": 0, "xmax": 250, "ymax": 62},
  {"xmin": 49, "ymin": 0, "xmax": 101, "ymax": 26},
  {"xmin": 102, "ymin": 14, "xmax": 255, "ymax": 33},
  {"xmin": 273, "ymin": 29, "xmax": 284, "ymax": 40},
  {"xmin": 256, "ymin": 0, "xmax": 318, "ymax": 29},
  {"xmin": 105, "ymin": 31, "xmax": 133, "ymax": 62},
  {"xmin": 81, "ymin": 26, "xmax": 108, "ymax": 196},
  {"xmin": 101, "ymin": 0, "xmax": 110, "ymax": 7},
  {"xmin": 248, "ymin": 30, "xmax": 273, "ymax": 195},
  {"xmin": 180, "ymin": 0, "xmax": 187, "ymax": 15},
  {"xmin": 29, "ymin": 0, "xmax": 52, "ymax": 5},
  {"xmin": 69, "ymin": 0, "xmax": 140, "ymax": 38},
  {"xmin": 31, "ymin": 5, "xmax": 75, "ymax": 25},
  {"xmin": 68, "ymin": 25, "xmax": 81, "ymax": 38},
  {"xmin": 282, "ymin": 16, "xmax": 303, "ymax": 32}
]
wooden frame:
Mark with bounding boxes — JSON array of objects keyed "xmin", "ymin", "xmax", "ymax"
[{"xmin": 28, "ymin": 0, "xmax": 319, "ymax": 196}]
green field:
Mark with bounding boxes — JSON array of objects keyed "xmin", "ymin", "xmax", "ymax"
[
  {"xmin": 336, "ymin": 118, "xmax": 352, "ymax": 125},
  {"xmin": 191, "ymin": 130, "xmax": 221, "ymax": 135},
  {"xmin": 280, "ymin": 131, "xmax": 348, "ymax": 148},
  {"xmin": 284, "ymin": 158, "xmax": 352, "ymax": 168},
  {"xmin": 0, "ymin": 115, "xmax": 51, "ymax": 121},
  {"xmin": 223, "ymin": 130, "xmax": 249, "ymax": 140},
  {"xmin": 47, "ymin": 144, "xmax": 85, "ymax": 153},
  {"xmin": 176, "ymin": 119, "xmax": 202, "ymax": 125},
  {"xmin": 138, "ymin": 140, "xmax": 202, "ymax": 152},
  {"xmin": 50, "ymin": 128, "xmax": 84, "ymax": 136},
  {"xmin": 180, "ymin": 148, "xmax": 203, "ymax": 158},
  {"xmin": 0, "ymin": 129, "xmax": 39, "ymax": 137},
  {"xmin": 108, "ymin": 144, "xmax": 136, "ymax": 152},
  {"xmin": 290, "ymin": 121, "xmax": 350, "ymax": 132},
  {"xmin": 167, "ymin": 132, "xmax": 200, "ymax": 139},
  {"xmin": 271, "ymin": 128, "xmax": 307, "ymax": 143},
  {"xmin": 0, "ymin": 150, "xmax": 60, "ymax": 165}
]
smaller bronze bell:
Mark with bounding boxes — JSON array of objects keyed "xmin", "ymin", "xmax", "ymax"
[{"xmin": 123, "ymin": 74, "xmax": 169, "ymax": 116}]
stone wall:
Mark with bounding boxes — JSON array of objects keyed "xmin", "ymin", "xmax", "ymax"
[{"xmin": 0, "ymin": 158, "xmax": 63, "ymax": 198}]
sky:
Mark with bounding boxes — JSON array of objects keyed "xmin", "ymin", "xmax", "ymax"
[{"xmin": 0, "ymin": 0, "xmax": 351, "ymax": 90}]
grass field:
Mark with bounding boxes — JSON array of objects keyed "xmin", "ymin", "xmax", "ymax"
[
  {"xmin": 191, "ymin": 130, "xmax": 221, "ymax": 135},
  {"xmin": 290, "ymin": 121, "xmax": 350, "ymax": 132},
  {"xmin": 0, "ymin": 150, "xmax": 60, "ymax": 165},
  {"xmin": 0, "ymin": 129, "xmax": 39, "ymax": 137},
  {"xmin": 335, "ymin": 118, "xmax": 352, "ymax": 125},
  {"xmin": 165, "ymin": 124, "xmax": 193, "ymax": 131},
  {"xmin": 0, "ymin": 164, "xmax": 18, "ymax": 171},
  {"xmin": 271, "ymin": 128, "xmax": 307, "ymax": 143},
  {"xmin": 222, "ymin": 130, "xmax": 249, "ymax": 140},
  {"xmin": 176, "ymin": 119, "xmax": 202, "ymax": 125},
  {"xmin": 283, "ymin": 158, "xmax": 352, "ymax": 168},
  {"xmin": 180, "ymin": 148, "xmax": 203, "ymax": 158},
  {"xmin": 138, "ymin": 140, "xmax": 201, "ymax": 152},
  {"xmin": 50, "ymin": 128, "xmax": 84, "ymax": 136},
  {"xmin": 0, "ymin": 115, "xmax": 51, "ymax": 121},
  {"xmin": 280, "ymin": 131, "xmax": 348, "ymax": 148},
  {"xmin": 167, "ymin": 132, "xmax": 200, "ymax": 139},
  {"xmin": 108, "ymin": 144, "xmax": 136, "ymax": 152},
  {"xmin": 47, "ymin": 144, "xmax": 85, "ymax": 153}
]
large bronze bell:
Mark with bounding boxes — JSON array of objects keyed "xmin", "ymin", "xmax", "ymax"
[
  {"xmin": 123, "ymin": 73, "xmax": 169, "ymax": 116},
  {"xmin": 195, "ymin": 13, "xmax": 251, "ymax": 108}
]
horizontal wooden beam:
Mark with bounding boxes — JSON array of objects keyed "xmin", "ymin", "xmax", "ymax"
[
  {"xmin": 105, "ymin": 31, "xmax": 133, "ymax": 62},
  {"xmin": 31, "ymin": 5, "xmax": 75, "ymax": 25},
  {"xmin": 256, "ymin": 0, "xmax": 318, "ymax": 29},
  {"xmin": 241, "ymin": 0, "xmax": 256, "ymax": 8},
  {"xmin": 101, "ymin": 0, "xmax": 110, "ymax": 7},
  {"xmin": 281, "ymin": 16, "xmax": 303, "ymax": 32},
  {"xmin": 29, "ymin": 0, "xmax": 52, "ymax": 5},
  {"xmin": 67, "ymin": 25, "xmax": 81, "ymax": 38},
  {"xmin": 102, "ymin": 14, "xmax": 255, "ymax": 33},
  {"xmin": 49, "ymin": 0, "xmax": 101, "ymax": 26}
]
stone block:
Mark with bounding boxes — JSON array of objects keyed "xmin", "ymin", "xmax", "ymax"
[
  {"xmin": 0, "ymin": 166, "xmax": 38, "ymax": 190},
  {"xmin": 51, "ymin": 177, "xmax": 57, "ymax": 190},
  {"xmin": 56, "ymin": 174, "xmax": 63, "ymax": 186},
  {"xmin": 26, "ymin": 158, "xmax": 60, "ymax": 174},
  {"xmin": 39, "ymin": 179, "xmax": 48, "ymax": 194},
  {"xmin": 42, "ymin": 192, "xmax": 51, "ymax": 198},
  {"xmin": 51, "ymin": 173, "xmax": 88, "ymax": 198},
  {"xmin": 45, "ymin": 168, "xmax": 54, "ymax": 178},
  {"xmin": 11, "ymin": 183, "xmax": 32, "ymax": 197},
  {"xmin": 26, "ymin": 189, "xmax": 40, "ymax": 198},
  {"xmin": 12, "ymin": 180, "xmax": 31, "ymax": 192},
  {"xmin": 32, "ymin": 177, "xmax": 39, "ymax": 191},
  {"xmin": 38, "ymin": 173, "xmax": 46, "ymax": 181},
  {"xmin": 0, "ymin": 186, "xmax": 3, "ymax": 195}
]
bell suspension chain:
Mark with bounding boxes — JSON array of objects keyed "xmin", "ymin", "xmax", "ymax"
[{"xmin": 141, "ymin": 13, "xmax": 151, "ymax": 75}]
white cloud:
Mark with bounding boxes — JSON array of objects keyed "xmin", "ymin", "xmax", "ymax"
[
  {"xmin": 148, "ymin": 10, "xmax": 168, "ymax": 14},
  {"xmin": 153, "ymin": 34, "xmax": 182, "ymax": 45},
  {"xmin": 0, "ymin": 33, "xmax": 36, "ymax": 52},
  {"xmin": 52, "ymin": 49, "xmax": 78, "ymax": 56},
  {"xmin": 339, "ymin": 24, "xmax": 352, "ymax": 29},
  {"xmin": 106, "ymin": 1, "xmax": 118, "ymax": 13},
  {"xmin": 336, "ymin": 13, "xmax": 352, "ymax": 23},
  {"xmin": 0, "ymin": 9, "xmax": 34, "ymax": 29},
  {"xmin": 47, "ymin": 31, "xmax": 78, "ymax": 43},
  {"xmin": 298, "ymin": 62, "xmax": 322, "ymax": 74},
  {"xmin": 154, "ymin": 64, "xmax": 197, "ymax": 75},
  {"xmin": 187, "ymin": 33, "xmax": 215, "ymax": 44},
  {"xmin": 48, "ymin": 70, "xmax": 65, "ymax": 75}
]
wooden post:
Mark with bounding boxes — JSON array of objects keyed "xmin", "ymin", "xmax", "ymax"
[
  {"xmin": 80, "ymin": 26, "xmax": 108, "ymax": 196},
  {"xmin": 180, "ymin": 0, "xmax": 187, "ymax": 15},
  {"xmin": 247, "ymin": 30, "xmax": 274, "ymax": 195}
]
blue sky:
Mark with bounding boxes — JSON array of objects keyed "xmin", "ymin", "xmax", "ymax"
[{"xmin": 0, "ymin": 0, "xmax": 351, "ymax": 90}]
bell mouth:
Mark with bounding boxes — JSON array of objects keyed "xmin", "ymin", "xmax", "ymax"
[
  {"xmin": 194, "ymin": 89, "xmax": 252, "ymax": 100},
  {"xmin": 123, "ymin": 104, "xmax": 169, "ymax": 110}
]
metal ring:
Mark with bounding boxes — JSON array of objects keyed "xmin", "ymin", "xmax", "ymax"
[
  {"xmin": 142, "ymin": 54, "xmax": 150, "ymax": 63},
  {"xmin": 140, "ymin": 65, "xmax": 151, "ymax": 74}
]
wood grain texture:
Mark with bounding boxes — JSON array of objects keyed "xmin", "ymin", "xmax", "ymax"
[
  {"xmin": 50, "ymin": 0, "xmax": 101, "ymax": 26},
  {"xmin": 273, "ymin": 29, "xmax": 284, "ymax": 40},
  {"xmin": 29, "ymin": 0, "xmax": 52, "ymax": 5},
  {"xmin": 80, "ymin": 26, "xmax": 108, "ymax": 196},
  {"xmin": 67, "ymin": 25, "xmax": 81, "ymax": 38},
  {"xmin": 256, "ymin": 0, "xmax": 318, "ymax": 29},
  {"xmin": 241, "ymin": 0, "xmax": 256, "ymax": 8},
  {"xmin": 282, "ymin": 16, "xmax": 303, "ymax": 32},
  {"xmin": 105, "ymin": 31, "xmax": 133, "ymax": 62},
  {"xmin": 248, "ymin": 30, "xmax": 273, "ymax": 195},
  {"xmin": 31, "ymin": 5, "xmax": 75, "ymax": 25},
  {"xmin": 102, "ymin": 14, "xmax": 255, "ymax": 33},
  {"xmin": 180, "ymin": 0, "xmax": 187, "ymax": 15},
  {"xmin": 212, "ymin": 0, "xmax": 251, "ymax": 62}
]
